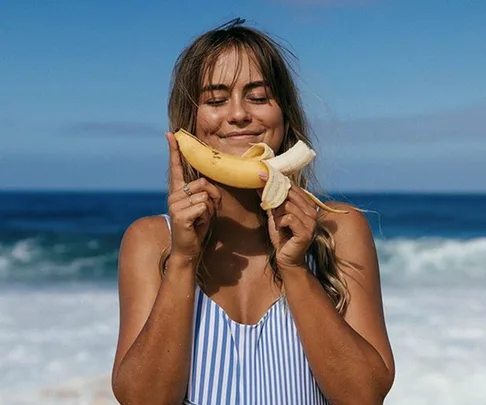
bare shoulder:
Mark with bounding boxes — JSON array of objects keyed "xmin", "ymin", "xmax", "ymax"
[
  {"xmin": 120, "ymin": 215, "xmax": 171, "ymax": 259},
  {"xmin": 319, "ymin": 201, "xmax": 374, "ymax": 248},
  {"xmin": 117, "ymin": 214, "xmax": 171, "ymax": 297},
  {"xmin": 318, "ymin": 200, "xmax": 379, "ymax": 293}
]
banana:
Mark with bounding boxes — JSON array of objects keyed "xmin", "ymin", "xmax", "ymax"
[
  {"xmin": 173, "ymin": 129, "xmax": 347, "ymax": 214},
  {"xmin": 173, "ymin": 129, "xmax": 267, "ymax": 189}
]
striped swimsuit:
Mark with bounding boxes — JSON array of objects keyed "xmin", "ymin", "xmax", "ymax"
[{"xmin": 161, "ymin": 214, "xmax": 330, "ymax": 405}]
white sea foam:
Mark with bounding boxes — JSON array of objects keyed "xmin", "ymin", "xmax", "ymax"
[
  {"xmin": 9, "ymin": 239, "xmax": 37, "ymax": 263},
  {"xmin": 0, "ymin": 285, "xmax": 119, "ymax": 405},
  {"xmin": 1, "ymin": 235, "xmax": 485, "ymax": 404},
  {"xmin": 0, "ymin": 239, "xmax": 117, "ymax": 281},
  {"xmin": 384, "ymin": 286, "xmax": 486, "ymax": 404},
  {"xmin": 1, "ymin": 282, "xmax": 485, "ymax": 404},
  {"xmin": 1, "ymin": 237, "xmax": 485, "ymax": 285},
  {"xmin": 377, "ymin": 237, "xmax": 486, "ymax": 286}
]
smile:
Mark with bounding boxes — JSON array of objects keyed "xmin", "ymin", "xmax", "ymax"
[{"xmin": 224, "ymin": 131, "xmax": 263, "ymax": 140}]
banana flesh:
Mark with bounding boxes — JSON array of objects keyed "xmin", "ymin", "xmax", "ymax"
[
  {"xmin": 173, "ymin": 129, "xmax": 347, "ymax": 214},
  {"xmin": 264, "ymin": 140, "xmax": 316, "ymax": 175}
]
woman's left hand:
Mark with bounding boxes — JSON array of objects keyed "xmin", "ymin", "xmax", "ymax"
[{"xmin": 260, "ymin": 178, "xmax": 318, "ymax": 269}]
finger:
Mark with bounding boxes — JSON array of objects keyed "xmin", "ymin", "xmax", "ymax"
[
  {"xmin": 287, "ymin": 187, "xmax": 318, "ymax": 219},
  {"xmin": 197, "ymin": 178, "xmax": 223, "ymax": 211},
  {"xmin": 267, "ymin": 185, "xmax": 315, "ymax": 219},
  {"xmin": 188, "ymin": 178, "xmax": 223, "ymax": 210},
  {"xmin": 185, "ymin": 200, "xmax": 212, "ymax": 228},
  {"xmin": 274, "ymin": 212, "xmax": 302, "ymax": 233},
  {"xmin": 188, "ymin": 191, "xmax": 216, "ymax": 219},
  {"xmin": 176, "ymin": 202, "xmax": 209, "ymax": 229},
  {"xmin": 265, "ymin": 207, "xmax": 280, "ymax": 234},
  {"xmin": 168, "ymin": 177, "xmax": 222, "ymax": 209},
  {"xmin": 276, "ymin": 212, "xmax": 312, "ymax": 240},
  {"xmin": 170, "ymin": 198, "xmax": 209, "ymax": 224},
  {"xmin": 274, "ymin": 201, "xmax": 314, "ymax": 231},
  {"xmin": 166, "ymin": 131, "xmax": 186, "ymax": 193},
  {"xmin": 170, "ymin": 191, "xmax": 216, "ymax": 220}
]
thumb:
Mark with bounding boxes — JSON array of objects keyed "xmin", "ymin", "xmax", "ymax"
[{"xmin": 166, "ymin": 131, "xmax": 185, "ymax": 193}]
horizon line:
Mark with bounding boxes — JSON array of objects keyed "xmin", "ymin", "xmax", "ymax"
[{"xmin": 1, "ymin": 188, "xmax": 485, "ymax": 196}]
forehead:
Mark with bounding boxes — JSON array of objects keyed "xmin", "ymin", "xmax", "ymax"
[{"xmin": 201, "ymin": 47, "xmax": 264, "ymax": 86}]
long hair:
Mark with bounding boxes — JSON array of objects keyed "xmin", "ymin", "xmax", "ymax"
[{"xmin": 166, "ymin": 18, "xmax": 351, "ymax": 314}]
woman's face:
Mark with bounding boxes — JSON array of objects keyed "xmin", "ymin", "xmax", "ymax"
[{"xmin": 195, "ymin": 48, "xmax": 286, "ymax": 156}]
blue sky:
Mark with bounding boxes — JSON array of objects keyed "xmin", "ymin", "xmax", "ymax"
[{"xmin": 1, "ymin": 0, "xmax": 485, "ymax": 192}]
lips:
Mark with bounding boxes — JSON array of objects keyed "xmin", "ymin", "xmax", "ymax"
[{"xmin": 224, "ymin": 131, "xmax": 262, "ymax": 138}]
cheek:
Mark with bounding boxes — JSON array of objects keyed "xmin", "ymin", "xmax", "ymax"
[
  {"xmin": 265, "ymin": 108, "xmax": 286, "ymax": 150},
  {"xmin": 196, "ymin": 107, "xmax": 223, "ymax": 136},
  {"xmin": 266, "ymin": 107, "xmax": 285, "ymax": 135},
  {"xmin": 261, "ymin": 104, "xmax": 285, "ymax": 128},
  {"xmin": 274, "ymin": 111, "xmax": 285, "ymax": 131}
]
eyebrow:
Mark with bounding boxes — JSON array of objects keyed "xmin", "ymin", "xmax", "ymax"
[{"xmin": 201, "ymin": 80, "xmax": 269, "ymax": 93}]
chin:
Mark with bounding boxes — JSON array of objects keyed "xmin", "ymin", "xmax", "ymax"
[
  {"xmin": 216, "ymin": 137, "xmax": 263, "ymax": 154},
  {"xmin": 220, "ymin": 145, "xmax": 253, "ymax": 157}
]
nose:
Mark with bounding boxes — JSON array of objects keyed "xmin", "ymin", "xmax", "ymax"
[{"xmin": 227, "ymin": 99, "xmax": 251, "ymax": 125}]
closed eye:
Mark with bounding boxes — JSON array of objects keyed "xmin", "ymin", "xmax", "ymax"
[
  {"xmin": 206, "ymin": 99, "xmax": 226, "ymax": 106},
  {"xmin": 249, "ymin": 97, "xmax": 268, "ymax": 103}
]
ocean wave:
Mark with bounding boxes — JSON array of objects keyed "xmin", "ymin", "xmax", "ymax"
[
  {"xmin": 0, "ymin": 236, "xmax": 485, "ymax": 285},
  {"xmin": 376, "ymin": 237, "xmax": 486, "ymax": 286},
  {"xmin": 0, "ymin": 237, "xmax": 118, "ymax": 283}
]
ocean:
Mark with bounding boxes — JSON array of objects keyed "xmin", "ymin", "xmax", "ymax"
[{"xmin": 1, "ymin": 191, "xmax": 485, "ymax": 405}]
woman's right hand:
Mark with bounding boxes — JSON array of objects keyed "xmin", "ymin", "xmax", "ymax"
[{"xmin": 166, "ymin": 131, "xmax": 222, "ymax": 261}]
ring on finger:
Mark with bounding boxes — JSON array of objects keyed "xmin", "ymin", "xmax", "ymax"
[{"xmin": 183, "ymin": 182, "xmax": 193, "ymax": 196}]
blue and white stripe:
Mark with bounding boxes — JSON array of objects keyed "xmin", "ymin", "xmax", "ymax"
[
  {"xmin": 161, "ymin": 214, "xmax": 330, "ymax": 405},
  {"xmin": 183, "ymin": 286, "xmax": 330, "ymax": 405}
]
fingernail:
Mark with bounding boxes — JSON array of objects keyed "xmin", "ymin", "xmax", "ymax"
[{"xmin": 258, "ymin": 172, "xmax": 268, "ymax": 180}]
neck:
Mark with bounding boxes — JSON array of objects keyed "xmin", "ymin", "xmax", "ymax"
[
  {"xmin": 201, "ymin": 183, "xmax": 273, "ymax": 293},
  {"xmin": 219, "ymin": 184, "xmax": 261, "ymax": 221},
  {"xmin": 209, "ymin": 182, "xmax": 269, "ymax": 255}
]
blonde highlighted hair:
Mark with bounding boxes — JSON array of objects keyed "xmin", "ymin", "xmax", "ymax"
[{"xmin": 165, "ymin": 18, "xmax": 351, "ymax": 314}]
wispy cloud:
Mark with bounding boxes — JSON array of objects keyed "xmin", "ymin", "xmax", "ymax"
[
  {"xmin": 314, "ymin": 101, "xmax": 486, "ymax": 144},
  {"xmin": 310, "ymin": 102, "xmax": 486, "ymax": 192},
  {"xmin": 65, "ymin": 122, "xmax": 163, "ymax": 137}
]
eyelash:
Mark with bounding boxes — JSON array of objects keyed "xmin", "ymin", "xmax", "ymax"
[
  {"xmin": 250, "ymin": 96, "xmax": 268, "ymax": 103},
  {"xmin": 206, "ymin": 99, "xmax": 226, "ymax": 106},
  {"xmin": 206, "ymin": 96, "xmax": 269, "ymax": 106}
]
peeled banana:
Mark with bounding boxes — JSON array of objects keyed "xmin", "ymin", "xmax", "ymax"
[{"xmin": 173, "ymin": 129, "xmax": 347, "ymax": 214}]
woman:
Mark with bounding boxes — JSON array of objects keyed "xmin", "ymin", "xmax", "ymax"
[{"xmin": 111, "ymin": 19, "xmax": 395, "ymax": 405}]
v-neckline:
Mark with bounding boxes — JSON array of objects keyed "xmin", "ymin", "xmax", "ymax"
[{"xmin": 196, "ymin": 285, "xmax": 283, "ymax": 328}]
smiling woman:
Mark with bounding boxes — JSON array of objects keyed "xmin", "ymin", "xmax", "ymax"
[{"xmin": 111, "ymin": 18, "xmax": 395, "ymax": 405}]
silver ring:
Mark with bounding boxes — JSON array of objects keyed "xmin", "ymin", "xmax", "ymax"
[{"xmin": 183, "ymin": 183, "xmax": 192, "ymax": 196}]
